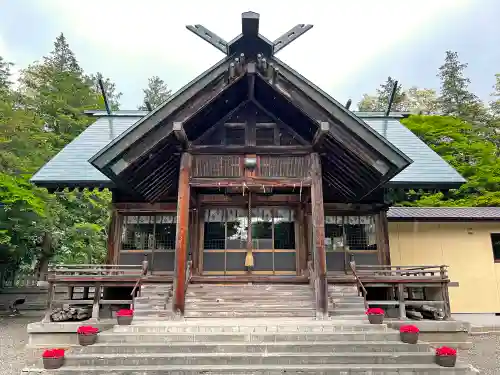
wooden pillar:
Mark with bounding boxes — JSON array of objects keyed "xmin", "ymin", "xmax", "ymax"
[
  {"xmin": 310, "ymin": 153, "xmax": 328, "ymax": 316},
  {"xmin": 106, "ymin": 207, "xmax": 122, "ymax": 265},
  {"xmin": 376, "ymin": 210, "xmax": 391, "ymax": 265},
  {"xmin": 173, "ymin": 152, "xmax": 192, "ymax": 314}
]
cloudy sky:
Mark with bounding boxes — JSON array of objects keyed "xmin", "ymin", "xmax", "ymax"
[{"xmin": 0, "ymin": 0, "xmax": 498, "ymax": 109}]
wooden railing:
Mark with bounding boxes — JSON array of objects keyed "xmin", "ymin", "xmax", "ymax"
[
  {"xmin": 350, "ymin": 264, "xmax": 450, "ymax": 319},
  {"xmin": 131, "ymin": 258, "xmax": 149, "ymax": 303},
  {"xmin": 352, "ymin": 264, "xmax": 449, "ymax": 281},
  {"xmin": 349, "ymin": 261, "xmax": 368, "ymax": 310},
  {"xmin": 43, "ymin": 263, "xmax": 145, "ymax": 322}
]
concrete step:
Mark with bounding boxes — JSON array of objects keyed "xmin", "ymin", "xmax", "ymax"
[
  {"xmin": 184, "ymin": 310, "xmax": 315, "ymax": 318},
  {"xmin": 63, "ymin": 352, "xmax": 436, "ymax": 366},
  {"xmin": 330, "ymin": 302, "xmax": 365, "ymax": 308},
  {"xmin": 329, "ymin": 308, "xmax": 366, "ymax": 315},
  {"xmin": 98, "ymin": 332, "xmax": 400, "ymax": 344},
  {"xmin": 113, "ymin": 319, "xmax": 383, "ymax": 333},
  {"xmin": 134, "ymin": 310, "xmax": 173, "ymax": 317},
  {"xmin": 186, "ymin": 302, "xmax": 316, "ymax": 308},
  {"xmin": 186, "ymin": 296, "xmax": 313, "ymax": 302},
  {"xmin": 22, "ymin": 363, "xmax": 475, "ymax": 375},
  {"xmin": 135, "ymin": 297, "xmax": 170, "ymax": 303},
  {"xmin": 71, "ymin": 341, "xmax": 431, "ymax": 355}
]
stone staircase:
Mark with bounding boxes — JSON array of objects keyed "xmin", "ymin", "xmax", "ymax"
[
  {"xmin": 328, "ymin": 284, "xmax": 367, "ymax": 319},
  {"xmin": 23, "ymin": 282, "xmax": 477, "ymax": 374},
  {"xmin": 184, "ymin": 283, "xmax": 316, "ymax": 318},
  {"xmin": 132, "ymin": 283, "xmax": 174, "ymax": 320}
]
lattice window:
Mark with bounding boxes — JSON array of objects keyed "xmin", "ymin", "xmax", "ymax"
[
  {"xmin": 259, "ymin": 156, "xmax": 309, "ymax": 177},
  {"xmin": 193, "ymin": 155, "xmax": 242, "ymax": 177},
  {"xmin": 121, "ymin": 214, "xmax": 176, "ymax": 251},
  {"xmin": 203, "ymin": 208, "xmax": 248, "ymax": 250},
  {"xmin": 324, "ymin": 215, "xmax": 377, "ymax": 252}
]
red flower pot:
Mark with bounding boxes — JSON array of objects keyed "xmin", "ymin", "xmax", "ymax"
[
  {"xmin": 366, "ymin": 308, "xmax": 385, "ymax": 324},
  {"xmin": 116, "ymin": 309, "xmax": 134, "ymax": 325},
  {"xmin": 77, "ymin": 326, "xmax": 99, "ymax": 346},
  {"xmin": 435, "ymin": 346, "xmax": 457, "ymax": 367},
  {"xmin": 42, "ymin": 349, "xmax": 65, "ymax": 369},
  {"xmin": 399, "ymin": 325, "xmax": 420, "ymax": 344}
]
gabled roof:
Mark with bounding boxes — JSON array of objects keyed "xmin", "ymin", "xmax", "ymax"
[
  {"xmin": 84, "ymin": 61, "xmax": 412, "ymax": 202},
  {"xmin": 30, "ymin": 113, "xmax": 464, "ymax": 191},
  {"xmin": 388, "ymin": 207, "xmax": 500, "ymax": 221}
]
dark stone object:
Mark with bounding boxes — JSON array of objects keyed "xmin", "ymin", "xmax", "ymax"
[
  {"xmin": 117, "ymin": 315, "xmax": 133, "ymax": 325},
  {"xmin": 43, "ymin": 357, "xmax": 64, "ymax": 369},
  {"xmin": 435, "ymin": 355, "xmax": 457, "ymax": 367},
  {"xmin": 368, "ymin": 314, "xmax": 384, "ymax": 324},
  {"xmin": 400, "ymin": 331, "xmax": 419, "ymax": 344},
  {"xmin": 78, "ymin": 333, "xmax": 98, "ymax": 346}
]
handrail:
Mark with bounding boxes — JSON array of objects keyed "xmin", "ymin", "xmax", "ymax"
[
  {"xmin": 349, "ymin": 261, "xmax": 368, "ymax": 310},
  {"xmin": 131, "ymin": 258, "xmax": 149, "ymax": 300}
]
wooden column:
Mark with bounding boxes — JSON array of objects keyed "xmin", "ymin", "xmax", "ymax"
[
  {"xmin": 106, "ymin": 207, "xmax": 121, "ymax": 264},
  {"xmin": 173, "ymin": 152, "xmax": 192, "ymax": 314},
  {"xmin": 376, "ymin": 210, "xmax": 391, "ymax": 265},
  {"xmin": 310, "ymin": 153, "xmax": 328, "ymax": 316}
]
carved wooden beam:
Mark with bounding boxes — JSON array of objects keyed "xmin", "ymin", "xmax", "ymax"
[
  {"xmin": 173, "ymin": 121, "xmax": 189, "ymax": 147},
  {"xmin": 312, "ymin": 121, "xmax": 329, "ymax": 147}
]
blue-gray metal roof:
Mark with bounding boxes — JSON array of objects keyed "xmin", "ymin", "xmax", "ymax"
[{"xmin": 30, "ymin": 114, "xmax": 465, "ymax": 188}]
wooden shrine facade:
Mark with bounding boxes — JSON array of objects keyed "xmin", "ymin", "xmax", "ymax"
[{"xmin": 89, "ymin": 12, "xmax": 414, "ymax": 314}]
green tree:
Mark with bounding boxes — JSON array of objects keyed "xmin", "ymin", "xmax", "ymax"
[
  {"xmin": 89, "ymin": 72, "xmax": 122, "ymax": 110},
  {"xmin": 138, "ymin": 76, "xmax": 171, "ymax": 110},
  {"xmin": 396, "ymin": 115, "xmax": 500, "ymax": 207},
  {"xmin": 437, "ymin": 51, "xmax": 482, "ymax": 119}
]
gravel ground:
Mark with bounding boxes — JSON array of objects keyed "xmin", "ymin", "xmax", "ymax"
[
  {"xmin": 460, "ymin": 334, "xmax": 500, "ymax": 375},
  {"xmin": 0, "ymin": 316, "xmax": 499, "ymax": 374},
  {"xmin": 0, "ymin": 315, "xmax": 38, "ymax": 374}
]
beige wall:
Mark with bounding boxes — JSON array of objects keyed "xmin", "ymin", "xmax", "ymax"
[{"xmin": 389, "ymin": 221, "xmax": 500, "ymax": 314}]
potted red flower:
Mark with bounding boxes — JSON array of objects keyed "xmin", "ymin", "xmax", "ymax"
[
  {"xmin": 399, "ymin": 324, "xmax": 420, "ymax": 344},
  {"xmin": 77, "ymin": 325, "xmax": 99, "ymax": 346},
  {"xmin": 366, "ymin": 307, "xmax": 385, "ymax": 324},
  {"xmin": 435, "ymin": 346, "xmax": 457, "ymax": 367},
  {"xmin": 42, "ymin": 348, "xmax": 65, "ymax": 369},
  {"xmin": 116, "ymin": 308, "xmax": 134, "ymax": 325}
]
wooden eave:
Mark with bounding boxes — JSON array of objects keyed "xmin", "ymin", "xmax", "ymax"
[
  {"xmin": 89, "ymin": 56, "xmax": 233, "ymax": 171},
  {"xmin": 89, "ymin": 58, "xmax": 412, "ymax": 202},
  {"xmin": 270, "ymin": 57, "xmax": 412, "ymax": 171}
]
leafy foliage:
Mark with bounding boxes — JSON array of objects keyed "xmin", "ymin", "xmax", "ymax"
[
  {"xmin": 138, "ymin": 76, "xmax": 171, "ymax": 110},
  {"xmin": 359, "ymin": 50, "xmax": 500, "ymax": 207},
  {"xmin": 0, "ymin": 33, "xmax": 113, "ymax": 273}
]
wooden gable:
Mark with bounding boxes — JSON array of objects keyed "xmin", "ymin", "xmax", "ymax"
[{"xmin": 89, "ymin": 14, "xmax": 411, "ymax": 203}]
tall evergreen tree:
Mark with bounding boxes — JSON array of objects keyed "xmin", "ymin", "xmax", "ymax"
[
  {"xmin": 0, "ymin": 56, "xmax": 13, "ymax": 91},
  {"xmin": 138, "ymin": 76, "xmax": 171, "ymax": 110},
  {"xmin": 437, "ymin": 51, "xmax": 480, "ymax": 118}
]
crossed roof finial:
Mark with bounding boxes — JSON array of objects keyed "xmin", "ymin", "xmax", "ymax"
[{"xmin": 186, "ymin": 11, "xmax": 313, "ymax": 58}]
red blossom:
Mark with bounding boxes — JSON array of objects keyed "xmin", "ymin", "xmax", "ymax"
[
  {"xmin": 116, "ymin": 309, "xmax": 134, "ymax": 317},
  {"xmin": 42, "ymin": 349, "xmax": 65, "ymax": 358},
  {"xmin": 436, "ymin": 346, "xmax": 457, "ymax": 356},
  {"xmin": 400, "ymin": 325, "xmax": 420, "ymax": 333},
  {"xmin": 77, "ymin": 326, "xmax": 99, "ymax": 335},
  {"xmin": 366, "ymin": 307, "xmax": 385, "ymax": 315}
]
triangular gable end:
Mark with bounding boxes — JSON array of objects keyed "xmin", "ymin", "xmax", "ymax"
[{"xmin": 89, "ymin": 14, "xmax": 412, "ymax": 202}]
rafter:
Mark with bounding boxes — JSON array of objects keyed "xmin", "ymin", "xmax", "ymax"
[
  {"xmin": 185, "ymin": 24, "xmax": 228, "ymax": 54},
  {"xmin": 273, "ymin": 24, "xmax": 313, "ymax": 54}
]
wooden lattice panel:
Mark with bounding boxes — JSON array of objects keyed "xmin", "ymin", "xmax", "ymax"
[
  {"xmin": 259, "ymin": 155, "xmax": 310, "ymax": 178},
  {"xmin": 193, "ymin": 155, "xmax": 243, "ymax": 177}
]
